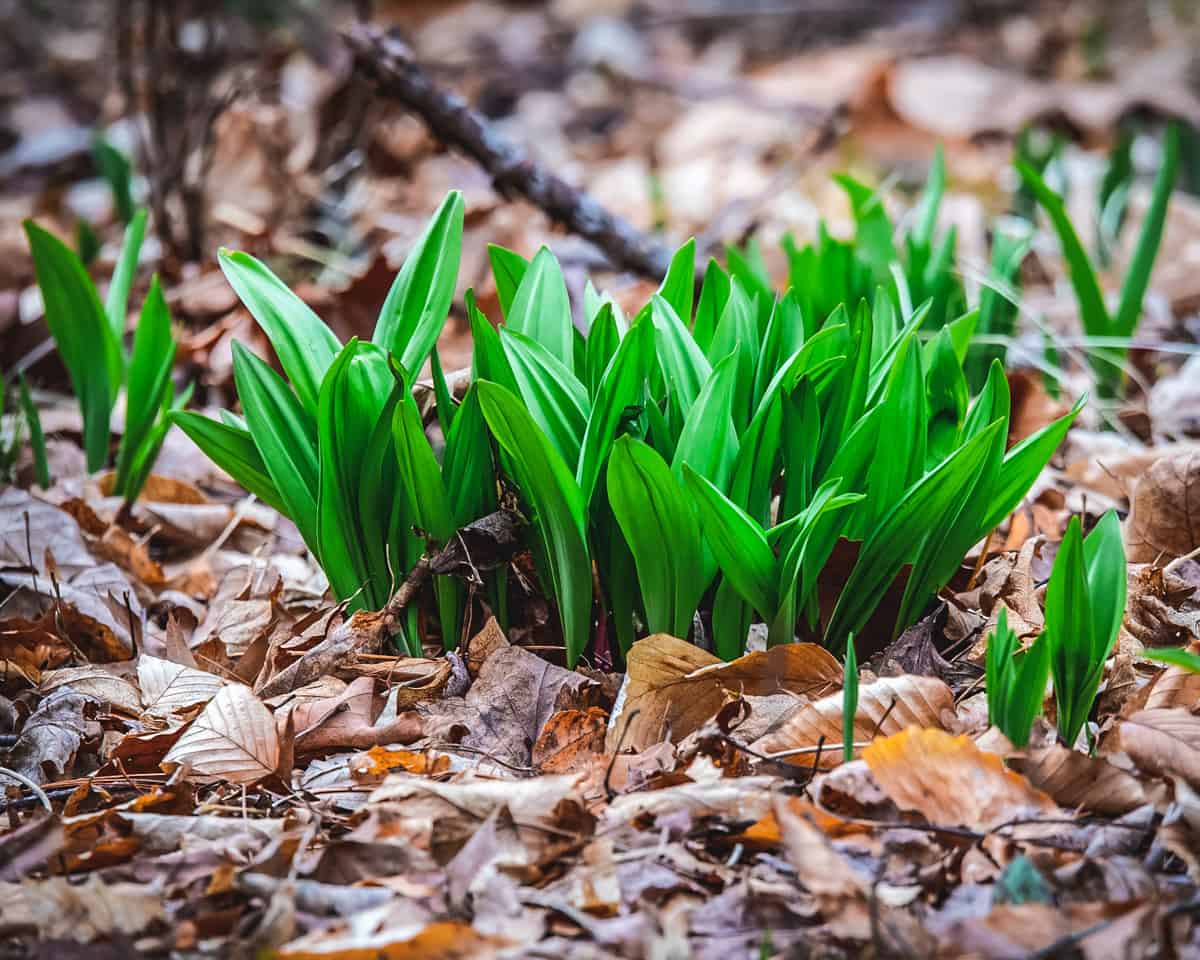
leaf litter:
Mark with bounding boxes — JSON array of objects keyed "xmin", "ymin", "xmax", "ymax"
[{"xmin": 6, "ymin": 3, "xmax": 1200, "ymax": 958}]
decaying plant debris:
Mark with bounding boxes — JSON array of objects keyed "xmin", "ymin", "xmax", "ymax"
[{"xmin": 6, "ymin": 2, "xmax": 1200, "ymax": 958}]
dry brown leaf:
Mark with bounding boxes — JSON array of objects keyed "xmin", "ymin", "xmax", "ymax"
[
  {"xmin": 607, "ymin": 634, "xmax": 841, "ymax": 752},
  {"xmin": 4, "ymin": 689, "xmax": 91, "ymax": 786},
  {"xmin": 1125, "ymin": 451, "xmax": 1200, "ymax": 563},
  {"xmin": 863, "ymin": 728, "xmax": 1058, "ymax": 830},
  {"xmin": 138, "ymin": 655, "xmax": 227, "ymax": 719},
  {"xmin": 1116, "ymin": 708, "xmax": 1200, "ymax": 789},
  {"xmin": 774, "ymin": 794, "xmax": 871, "ymax": 940},
  {"xmin": 1145, "ymin": 661, "xmax": 1200, "ymax": 712},
  {"xmin": 1007, "ymin": 744, "xmax": 1154, "ymax": 816},
  {"xmin": 163, "ymin": 682, "xmax": 279, "ymax": 784},
  {"xmin": 39, "ymin": 666, "xmax": 141, "ymax": 715},
  {"xmin": 0, "ymin": 874, "xmax": 165, "ymax": 941},
  {"xmin": 752, "ymin": 674, "xmax": 955, "ymax": 767},
  {"xmin": 288, "ymin": 676, "xmax": 423, "ymax": 754},
  {"xmin": 533, "ymin": 707, "xmax": 608, "ymax": 773},
  {"xmin": 278, "ymin": 911, "xmax": 506, "ymax": 960}
]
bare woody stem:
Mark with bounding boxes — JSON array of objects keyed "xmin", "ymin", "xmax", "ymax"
[{"xmin": 344, "ymin": 24, "xmax": 675, "ymax": 281}]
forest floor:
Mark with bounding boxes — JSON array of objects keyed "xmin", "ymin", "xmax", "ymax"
[{"xmin": 4, "ymin": 1, "xmax": 1200, "ymax": 957}]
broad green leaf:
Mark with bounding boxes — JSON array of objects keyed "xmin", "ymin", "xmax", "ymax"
[
  {"xmin": 712, "ymin": 575, "xmax": 752, "ymax": 662},
  {"xmin": 1082, "ymin": 509, "xmax": 1126, "ymax": 664},
  {"xmin": 105, "ymin": 208, "xmax": 148, "ymax": 346},
  {"xmin": 507, "ymin": 247, "xmax": 574, "ymax": 369},
  {"xmin": 577, "ymin": 318, "xmax": 652, "ymax": 504},
  {"xmin": 706, "ymin": 279, "xmax": 758, "ymax": 428},
  {"xmin": 478, "ymin": 380, "xmax": 592, "ymax": 666},
  {"xmin": 865, "ymin": 335, "xmax": 924, "ymax": 526},
  {"xmin": 467, "ymin": 289, "xmax": 517, "ymax": 393},
  {"xmin": 584, "ymin": 302, "xmax": 621, "ymax": 398},
  {"xmin": 172, "ymin": 412, "xmax": 286, "ymax": 514},
  {"xmin": 656, "ymin": 238, "xmax": 696, "ymax": 327},
  {"xmin": 824, "ymin": 420, "xmax": 1003, "ymax": 651},
  {"xmin": 684, "ymin": 465, "xmax": 777, "ymax": 619},
  {"xmin": 231, "ymin": 341, "xmax": 320, "ymax": 549},
  {"xmin": 488, "ymin": 244, "xmax": 530, "ymax": 321},
  {"xmin": 219, "ymin": 249, "xmax": 341, "ymax": 415},
  {"xmin": 692, "ymin": 258, "xmax": 730, "ymax": 352},
  {"xmin": 672, "ymin": 351, "xmax": 739, "ymax": 491},
  {"xmin": 373, "ymin": 191, "xmax": 464, "ymax": 375},
  {"xmin": 608, "ymin": 436, "xmax": 707, "ymax": 639},
  {"xmin": 501, "ymin": 327, "xmax": 589, "ymax": 469},
  {"xmin": 1143, "ymin": 648, "xmax": 1200, "ymax": 673},
  {"xmin": 443, "ymin": 386, "xmax": 496, "ymax": 527},
  {"xmin": 835, "ymin": 173, "xmax": 896, "ymax": 279},
  {"xmin": 114, "ymin": 276, "xmax": 176, "ymax": 500},
  {"xmin": 317, "ymin": 340, "xmax": 394, "ymax": 610},
  {"xmin": 979, "ymin": 394, "xmax": 1085, "ymax": 535},
  {"xmin": 24, "ymin": 220, "xmax": 120, "ymax": 472},
  {"xmin": 650, "ymin": 294, "xmax": 711, "ymax": 440},
  {"xmin": 1045, "ymin": 516, "xmax": 1093, "ymax": 746},
  {"xmin": 430, "ymin": 345, "xmax": 455, "ymax": 438}
]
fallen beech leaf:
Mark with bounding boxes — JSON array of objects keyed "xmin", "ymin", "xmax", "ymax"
[
  {"xmin": 934, "ymin": 900, "xmax": 1155, "ymax": 958},
  {"xmin": 774, "ymin": 794, "xmax": 871, "ymax": 939},
  {"xmin": 138, "ymin": 655, "xmax": 227, "ymax": 719},
  {"xmin": 0, "ymin": 874, "xmax": 165, "ymax": 941},
  {"xmin": 602, "ymin": 775, "xmax": 779, "ymax": 827},
  {"xmin": 752, "ymin": 674, "xmax": 955, "ymax": 767},
  {"xmin": 1117, "ymin": 708, "xmax": 1200, "ymax": 789},
  {"xmin": 278, "ymin": 911, "xmax": 506, "ymax": 959},
  {"xmin": 4, "ymin": 689, "xmax": 91, "ymax": 785},
  {"xmin": 163, "ymin": 682, "xmax": 279, "ymax": 784},
  {"xmin": 0, "ymin": 489, "xmax": 93, "ymax": 577},
  {"xmin": 1007, "ymin": 744, "xmax": 1154, "ymax": 815},
  {"xmin": 533, "ymin": 707, "xmax": 608, "ymax": 773},
  {"xmin": 349, "ymin": 746, "xmax": 450, "ymax": 779},
  {"xmin": 863, "ymin": 728, "xmax": 1057, "ymax": 830},
  {"xmin": 1144, "ymin": 654, "xmax": 1200, "ymax": 711},
  {"xmin": 39, "ymin": 666, "xmax": 142, "ymax": 715},
  {"xmin": 608, "ymin": 634, "xmax": 841, "ymax": 752},
  {"xmin": 463, "ymin": 644, "xmax": 600, "ymax": 766},
  {"xmin": 289, "ymin": 676, "xmax": 423, "ymax": 754},
  {"xmin": 1125, "ymin": 451, "xmax": 1200, "ymax": 563}
]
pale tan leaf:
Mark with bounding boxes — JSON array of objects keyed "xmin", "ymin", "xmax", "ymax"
[
  {"xmin": 39, "ymin": 665, "xmax": 142, "ymax": 714},
  {"xmin": 1145, "ymin": 663, "xmax": 1200, "ymax": 712},
  {"xmin": 278, "ymin": 909, "xmax": 507, "ymax": 959},
  {"xmin": 1116, "ymin": 708, "xmax": 1200, "ymax": 788},
  {"xmin": 863, "ymin": 728, "xmax": 1058, "ymax": 830},
  {"xmin": 608, "ymin": 634, "xmax": 842, "ymax": 752},
  {"xmin": 752, "ymin": 674, "xmax": 955, "ymax": 767},
  {"xmin": 1007, "ymin": 744, "xmax": 1155, "ymax": 815},
  {"xmin": 138, "ymin": 655, "xmax": 227, "ymax": 719},
  {"xmin": 163, "ymin": 682, "xmax": 279, "ymax": 784}
]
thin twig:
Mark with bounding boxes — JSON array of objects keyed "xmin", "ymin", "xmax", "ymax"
[{"xmin": 345, "ymin": 25, "xmax": 675, "ymax": 280}]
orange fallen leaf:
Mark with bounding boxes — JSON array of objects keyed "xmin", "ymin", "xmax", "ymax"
[
  {"xmin": 533, "ymin": 707, "xmax": 607, "ymax": 773},
  {"xmin": 350, "ymin": 746, "xmax": 450, "ymax": 779},
  {"xmin": 863, "ymin": 728, "xmax": 1057, "ymax": 830}
]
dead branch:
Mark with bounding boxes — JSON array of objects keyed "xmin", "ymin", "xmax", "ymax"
[{"xmin": 344, "ymin": 25, "xmax": 675, "ymax": 281}]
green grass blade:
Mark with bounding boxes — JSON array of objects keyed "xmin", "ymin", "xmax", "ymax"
[
  {"xmin": 843, "ymin": 635, "xmax": 858, "ymax": 763},
  {"xmin": 1112, "ymin": 123, "xmax": 1180, "ymax": 338},
  {"xmin": 17, "ymin": 375, "xmax": 49, "ymax": 489}
]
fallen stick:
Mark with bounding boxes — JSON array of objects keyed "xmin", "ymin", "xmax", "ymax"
[{"xmin": 345, "ymin": 24, "xmax": 675, "ymax": 280}]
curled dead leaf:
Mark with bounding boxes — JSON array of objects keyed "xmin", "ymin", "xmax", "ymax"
[
  {"xmin": 1116, "ymin": 708, "xmax": 1200, "ymax": 789},
  {"xmin": 1007, "ymin": 744, "xmax": 1155, "ymax": 815},
  {"xmin": 863, "ymin": 728, "xmax": 1058, "ymax": 830},
  {"xmin": 1125, "ymin": 451, "xmax": 1200, "ymax": 563},
  {"xmin": 163, "ymin": 682, "xmax": 279, "ymax": 784},
  {"xmin": 608, "ymin": 634, "xmax": 842, "ymax": 752},
  {"xmin": 752, "ymin": 674, "xmax": 955, "ymax": 767}
]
